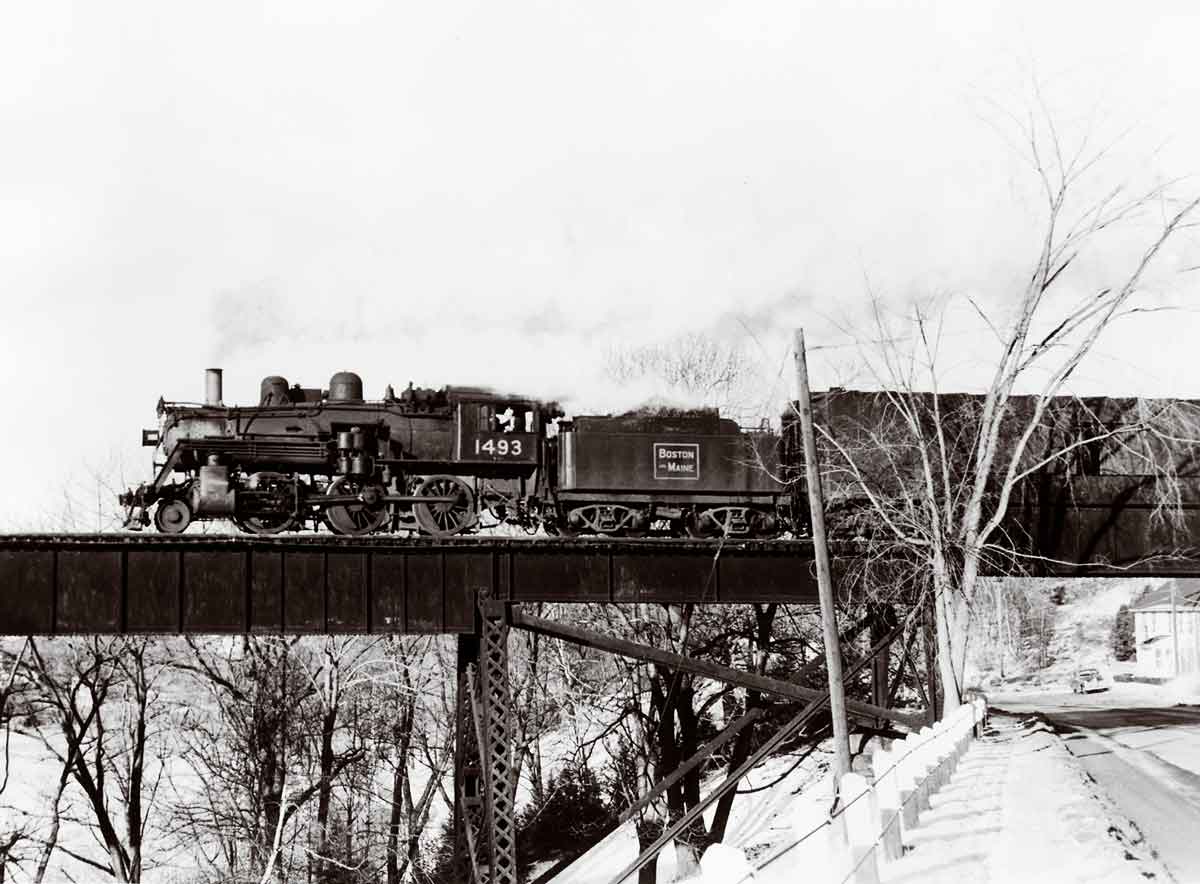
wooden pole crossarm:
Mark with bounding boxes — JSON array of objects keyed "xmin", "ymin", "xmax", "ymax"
[
  {"xmin": 617, "ymin": 707, "xmax": 764, "ymax": 826},
  {"xmin": 508, "ymin": 608, "xmax": 925, "ymax": 730}
]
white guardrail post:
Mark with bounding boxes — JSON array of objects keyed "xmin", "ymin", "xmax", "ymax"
[
  {"xmin": 699, "ymin": 843, "xmax": 755, "ymax": 882},
  {"xmin": 871, "ymin": 745, "xmax": 903, "ymax": 862},
  {"xmin": 913, "ymin": 727, "xmax": 936, "ymax": 814},
  {"xmin": 952, "ymin": 707, "xmax": 967, "ymax": 764},
  {"xmin": 747, "ymin": 698, "xmax": 991, "ymax": 883},
  {"xmin": 929, "ymin": 721, "xmax": 948, "ymax": 794},
  {"xmin": 838, "ymin": 772, "xmax": 880, "ymax": 884},
  {"xmin": 896, "ymin": 732, "xmax": 920, "ymax": 837}
]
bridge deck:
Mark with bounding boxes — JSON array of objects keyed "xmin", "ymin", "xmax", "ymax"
[
  {"xmin": 5, "ymin": 526, "xmax": 1199, "ymax": 636},
  {"xmin": 0, "ymin": 534, "xmax": 820, "ymax": 635}
]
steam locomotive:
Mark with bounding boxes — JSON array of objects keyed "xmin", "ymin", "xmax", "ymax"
[{"xmin": 119, "ymin": 369, "xmax": 795, "ymax": 538}]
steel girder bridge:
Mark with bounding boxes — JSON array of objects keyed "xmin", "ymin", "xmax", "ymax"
[
  {"xmin": 0, "ymin": 533, "xmax": 931, "ymax": 883},
  {"xmin": 4, "ymin": 474, "xmax": 1200, "ymax": 884}
]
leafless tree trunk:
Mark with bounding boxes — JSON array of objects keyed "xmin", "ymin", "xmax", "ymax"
[
  {"xmin": 31, "ymin": 769, "xmax": 70, "ymax": 884},
  {"xmin": 386, "ymin": 664, "xmax": 416, "ymax": 884},
  {"xmin": 23, "ymin": 638, "xmax": 165, "ymax": 882},
  {"xmin": 814, "ymin": 98, "xmax": 1200, "ymax": 710},
  {"xmin": 709, "ymin": 603, "xmax": 776, "ymax": 844}
]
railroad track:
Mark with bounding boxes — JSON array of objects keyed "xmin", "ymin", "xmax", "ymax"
[{"xmin": 0, "ymin": 532, "xmax": 819, "ymax": 553}]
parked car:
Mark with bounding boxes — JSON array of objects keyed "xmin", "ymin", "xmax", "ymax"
[{"xmin": 1072, "ymin": 668, "xmax": 1110, "ymax": 694}]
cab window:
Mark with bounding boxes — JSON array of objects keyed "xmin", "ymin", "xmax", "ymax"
[{"xmin": 479, "ymin": 402, "xmax": 535, "ymax": 433}]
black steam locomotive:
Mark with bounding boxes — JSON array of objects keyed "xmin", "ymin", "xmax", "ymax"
[{"xmin": 119, "ymin": 369, "xmax": 794, "ymax": 538}]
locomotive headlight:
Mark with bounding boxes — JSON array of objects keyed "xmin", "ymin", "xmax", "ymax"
[{"xmin": 141, "ymin": 429, "xmax": 161, "ymax": 447}]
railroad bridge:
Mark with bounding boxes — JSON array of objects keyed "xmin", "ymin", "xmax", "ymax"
[
  {"xmin": 4, "ymin": 472, "xmax": 1200, "ymax": 883},
  {"xmin": 0, "ymin": 535, "xmax": 821, "ymax": 635},
  {"xmin": 3, "ymin": 533, "xmax": 854, "ymax": 884}
]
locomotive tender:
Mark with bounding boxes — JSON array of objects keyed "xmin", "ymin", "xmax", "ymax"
[{"xmin": 120, "ymin": 369, "xmax": 794, "ymax": 538}]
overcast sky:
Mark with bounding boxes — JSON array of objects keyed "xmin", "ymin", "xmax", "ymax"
[{"xmin": 4, "ymin": 1, "xmax": 1200, "ymax": 529}]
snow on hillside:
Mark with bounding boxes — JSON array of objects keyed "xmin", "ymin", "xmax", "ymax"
[
  {"xmin": 1041, "ymin": 580, "xmax": 1152, "ymax": 679},
  {"xmin": 549, "ymin": 742, "xmax": 837, "ymax": 884},
  {"xmin": 968, "ymin": 577, "xmax": 1166, "ymax": 689}
]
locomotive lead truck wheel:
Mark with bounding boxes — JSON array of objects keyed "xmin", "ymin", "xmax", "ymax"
[
  {"xmin": 154, "ymin": 499, "xmax": 192, "ymax": 534},
  {"xmin": 322, "ymin": 476, "xmax": 389, "ymax": 536},
  {"xmin": 413, "ymin": 475, "xmax": 476, "ymax": 537}
]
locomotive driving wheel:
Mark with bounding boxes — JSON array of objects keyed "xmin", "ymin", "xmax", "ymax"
[
  {"xmin": 413, "ymin": 475, "xmax": 476, "ymax": 537},
  {"xmin": 322, "ymin": 476, "xmax": 389, "ymax": 536}
]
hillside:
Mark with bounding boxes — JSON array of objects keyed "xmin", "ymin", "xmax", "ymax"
[{"xmin": 966, "ymin": 577, "xmax": 1165, "ymax": 689}]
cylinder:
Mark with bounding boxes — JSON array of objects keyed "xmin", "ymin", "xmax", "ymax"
[
  {"xmin": 205, "ymin": 368, "xmax": 224, "ymax": 407},
  {"xmin": 328, "ymin": 371, "xmax": 364, "ymax": 403}
]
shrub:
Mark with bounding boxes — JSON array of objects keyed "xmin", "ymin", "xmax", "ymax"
[
  {"xmin": 518, "ymin": 762, "xmax": 614, "ymax": 867},
  {"xmin": 1111, "ymin": 604, "xmax": 1136, "ymax": 661}
]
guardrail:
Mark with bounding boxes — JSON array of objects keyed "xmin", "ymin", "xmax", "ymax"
[{"xmin": 700, "ymin": 698, "xmax": 988, "ymax": 884}]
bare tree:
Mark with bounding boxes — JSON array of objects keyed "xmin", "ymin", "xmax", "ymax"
[
  {"xmin": 0, "ymin": 640, "xmax": 30, "ymax": 882},
  {"xmin": 172, "ymin": 636, "xmax": 320, "ymax": 881},
  {"xmin": 811, "ymin": 99, "xmax": 1200, "ymax": 710},
  {"xmin": 603, "ymin": 331, "xmax": 767, "ymax": 422},
  {"xmin": 21, "ymin": 637, "xmax": 168, "ymax": 882},
  {"xmin": 170, "ymin": 635, "xmax": 458, "ymax": 884},
  {"xmin": 351, "ymin": 635, "xmax": 456, "ymax": 884}
]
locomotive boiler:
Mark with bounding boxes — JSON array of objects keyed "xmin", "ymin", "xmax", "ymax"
[{"xmin": 120, "ymin": 369, "xmax": 796, "ymax": 538}]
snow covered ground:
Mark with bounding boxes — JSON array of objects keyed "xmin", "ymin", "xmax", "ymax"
[
  {"xmin": 548, "ymin": 744, "xmax": 836, "ymax": 884},
  {"xmin": 879, "ymin": 715, "xmax": 1164, "ymax": 884},
  {"xmin": 547, "ymin": 710, "xmax": 1168, "ymax": 884},
  {"xmin": 992, "ymin": 679, "xmax": 1200, "ymax": 776}
]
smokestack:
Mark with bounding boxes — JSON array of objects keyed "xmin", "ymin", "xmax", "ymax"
[{"xmin": 205, "ymin": 368, "xmax": 224, "ymax": 407}]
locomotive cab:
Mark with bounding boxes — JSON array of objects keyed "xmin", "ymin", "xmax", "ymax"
[{"xmin": 450, "ymin": 390, "xmax": 543, "ymax": 473}]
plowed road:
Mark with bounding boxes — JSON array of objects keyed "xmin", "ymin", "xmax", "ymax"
[{"xmin": 993, "ymin": 688, "xmax": 1200, "ymax": 882}]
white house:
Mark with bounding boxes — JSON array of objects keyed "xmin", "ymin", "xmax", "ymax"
[{"xmin": 1132, "ymin": 581, "xmax": 1200, "ymax": 680}]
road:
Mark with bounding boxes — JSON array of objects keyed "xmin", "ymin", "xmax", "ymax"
[{"xmin": 992, "ymin": 685, "xmax": 1200, "ymax": 882}]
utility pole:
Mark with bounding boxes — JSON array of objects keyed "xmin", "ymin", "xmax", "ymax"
[{"xmin": 793, "ymin": 329, "xmax": 852, "ymax": 782}]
